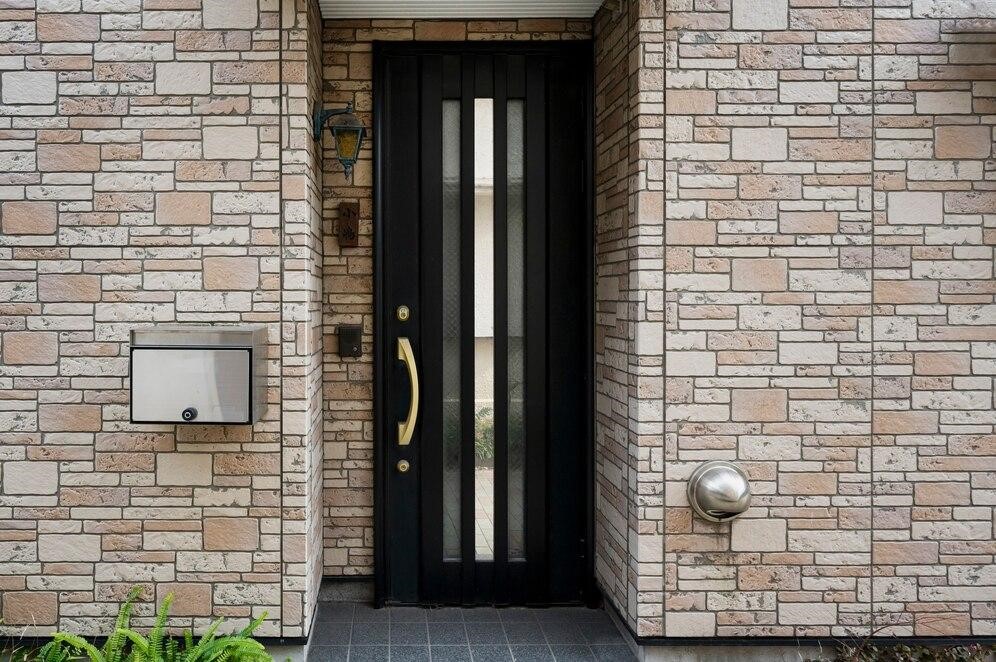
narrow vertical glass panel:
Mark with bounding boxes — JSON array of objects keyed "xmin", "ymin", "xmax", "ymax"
[
  {"xmin": 474, "ymin": 98, "xmax": 495, "ymax": 561},
  {"xmin": 442, "ymin": 100, "xmax": 462, "ymax": 561},
  {"xmin": 506, "ymin": 99, "xmax": 526, "ymax": 560}
]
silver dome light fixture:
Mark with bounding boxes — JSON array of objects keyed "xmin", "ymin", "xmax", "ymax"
[{"xmin": 687, "ymin": 460, "xmax": 752, "ymax": 523}]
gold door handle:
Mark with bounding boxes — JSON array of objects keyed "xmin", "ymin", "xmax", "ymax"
[{"xmin": 397, "ymin": 337, "xmax": 419, "ymax": 446}]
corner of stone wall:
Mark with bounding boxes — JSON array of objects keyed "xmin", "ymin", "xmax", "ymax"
[
  {"xmin": 280, "ymin": 0, "xmax": 326, "ymax": 637},
  {"xmin": 593, "ymin": 0, "xmax": 666, "ymax": 638}
]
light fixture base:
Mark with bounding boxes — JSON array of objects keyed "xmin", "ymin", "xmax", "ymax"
[{"xmin": 312, "ymin": 101, "xmax": 354, "ymax": 141}]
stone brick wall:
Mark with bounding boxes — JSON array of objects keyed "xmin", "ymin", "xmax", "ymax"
[
  {"xmin": 592, "ymin": 0, "xmax": 666, "ymax": 636},
  {"xmin": 871, "ymin": 0, "xmax": 994, "ymax": 638},
  {"xmin": 654, "ymin": 0, "xmax": 994, "ymax": 640},
  {"xmin": 1, "ymin": 0, "xmax": 991, "ymax": 643},
  {"xmin": 0, "ymin": 0, "xmax": 324, "ymax": 638},
  {"xmin": 320, "ymin": 17, "xmax": 592, "ymax": 577},
  {"xmin": 281, "ymin": 0, "xmax": 326, "ymax": 636}
]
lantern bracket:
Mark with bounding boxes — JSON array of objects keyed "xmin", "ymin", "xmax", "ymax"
[{"xmin": 312, "ymin": 101, "xmax": 355, "ymax": 141}]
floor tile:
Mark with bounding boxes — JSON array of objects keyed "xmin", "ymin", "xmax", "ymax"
[
  {"xmin": 502, "ymin": 622, "xmax": 546, "ymax": 644},
  {"xmin": 431, "ymin": 646, "xmax": 474, "ymax": 662},
  {"xmin": 463, "ymin": 607, "xmax": 501, "ymax": 622},
  {"xmin": 498, "ymin": 608, "xmax": 537, "ymax": 623},
  {"xmin": 309, "ymin": 600, "xmax": 630, "ymax": 661},
  {"xmin": 590, "ymin": 645, "xmax": 635, "ymax": 662},
  {"xmin": 510, "ymin": 645, "xmax": 554, "ymax": 661},
  {"xmin": 391, "ymin": 646, "xmax": 430, "ymax": 662},
  {"xmin": 305, "ymin": 645, "xmax": 349, "ymax": 662},
  {"xmin": 426, "ymin": 607, "xmax": 466, "ymax": 622},
  {"xmin": 470, "ymin": 646, "xmax": 513, "ymax": 662},
  {"xmin": 572, "ymin": 610, "xmax": 609, "ymax": 623},
  {"xmin": 350, "ymin": 622, "xmax": 390, "ymax": 646},
  {"xmin": 346, "ymin": 645, "xmax": 389, "ymax": 661},
  {"xmin": 579, "ymin": 622, "xmax": 623, "ymax": 646},
  {"xmin": 465, "ymin": 622, "xmax": 508, "ymax": 644},
  {"xmin": 536, "ymin": 608, "xmax": 602, "ymax": 624},
  {"xmin": 538, "ymin": 622, "xmax": 584, "ymax": 645},
  {"xmin": 390, "ymin": 622, "xmax": 429, "ymax": 645},
  {"xmin": 315, "ymin": 602, "xmax": 355, "ymax": 622},
  {"xmin": 310, "ymin": 622, "xmax": 352, "ymax": 647},
  {"xmin": 353, "ymin": 604, "xmax": 390, "ymax": 622},
  {"xmin": 428, "ymin": 622, "xmax": 468, "ymax": 645},
  {"xmin": 390, "ymin": 606, "xmax": 429, "ymax": 622},
  {"xmin": 549, "ymin": 645, "xmax": 595, "ymax": 662}
]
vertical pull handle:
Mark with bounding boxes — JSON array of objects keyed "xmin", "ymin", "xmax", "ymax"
[{"xmin": 397, "ymin": 337, "xmax": 419, "ymax": 446}]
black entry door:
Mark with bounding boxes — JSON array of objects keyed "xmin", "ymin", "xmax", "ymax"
[{"xmin": 375, "ymin": 42, "xmax": 592, "ymax": 606}]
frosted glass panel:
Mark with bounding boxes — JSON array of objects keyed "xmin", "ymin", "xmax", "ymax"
[
  {"xmin": 442, "ymin": 99, "xmax": 461, "ymax": 561},
  {"xmin": 507, "ymin": 99, "xmax": 525, "ymax": 560},
  {"xmin": 474, "ymin": 98, "xmax": 495, "ymax": 561}
]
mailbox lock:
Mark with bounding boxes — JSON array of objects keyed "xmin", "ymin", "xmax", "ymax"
[{"xmin": 181, "ymin": 407, "xmax": 198, "ymax": 422}]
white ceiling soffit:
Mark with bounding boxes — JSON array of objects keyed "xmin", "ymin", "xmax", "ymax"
[{"xmin": 319, "ymin": 0, "xmax": 604, "ymax": 19}]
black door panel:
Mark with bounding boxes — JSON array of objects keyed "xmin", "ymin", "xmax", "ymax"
[{"xmin": 375, "ymin": 42, "xmax": 593, "ymax": 606}]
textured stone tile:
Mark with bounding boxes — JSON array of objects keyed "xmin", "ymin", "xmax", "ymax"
[
  {"xmin": 37, "ymin": 274, "xmax": 101, "ymax": 303},
  {"xmin": 732, "ymin": 0, "xmax": 788, "ymax": 30},
  {"xmin": 38, "ymin": 404, "xmax": 102, "ymax": 432},
  {"xmin": 0, "ymin": 201, "xmax": 57, "ymax": 234},
  {"xmin": 1, "ymin": 71, "xmax": 57, "ymax": 104},
  {"xmin": 2, "ymin": 332, "xmax": 58, "ymax": 365},
  {"xmin": 1, "ymin": 592, "xmax": 58, "ymax": 626},
  {"xmin": 731, "ymin": 127, "xmax": 787, "ymax": 161},
  {"xmin": 203, "ymin": 0, "xmax": 257, "ymax": 29},
  {"xmin": 2, "ymin": 461, "xmax": 58, "ymax": 495},
  {"xmin": 156, "ymin": 453, "xmax": 212, "ymax": 487},
  {"xmin": 156, "ymin": 583, "xmax": 212, "ymax": 616},
  {"xmin": 38, "ymin": 534, "xmax": 102, "ymax": 562},
  {"xmin": 156, "ymin": 62, "xmax": 211, "ymax": 95},
  {"xmin": 203, "ymin": 517, "xmax": 259, "ymax": 550},
  {"xmin": 203, "ymin": 125, "xmax": 259, "ymax": 159},
  {"xmin": 934, "ymin": 125, "xmax": 992, "ymax": 158},
  {"xmin": 36, "ymin": 13, "xmax": 100, "ymax": 41},
  {"xmin": 37, "ymin": 143, "xmax": 101, "ymax": 172},
  {"xmin": 155, "ymin": 191, "xmax": 212, "ymax": 225},
  {"xmin": 203, "ymin": 256, "xmax": 259, "ymax": 290}
]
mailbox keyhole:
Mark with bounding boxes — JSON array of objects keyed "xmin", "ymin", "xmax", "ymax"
[{"xmin": 181, "ymin": 407, "xmax": 198, "ymax": 422}]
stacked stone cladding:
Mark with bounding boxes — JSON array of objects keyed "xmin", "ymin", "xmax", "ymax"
[{"xmin": 0, "ymin": 0, "xmax": 324, "ymax": 638}]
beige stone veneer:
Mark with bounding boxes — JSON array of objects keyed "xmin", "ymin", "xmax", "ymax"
[
  {"xmin": 0, "ymin": 0, "xmax": 325, "ymax": 639},
  {"xmin": 0, "ymin": 0, "xmax": 993, "ymax": 644}
]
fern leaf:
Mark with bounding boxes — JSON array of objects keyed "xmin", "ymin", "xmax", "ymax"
[
  {"xmin": 106, "ymin": 586, "xmax": 142, "ymax": 662},
  {"xmin": 185, "ymin": 619, "xmax": 223, "ymax": 662},
  {"xmin": 149, "ymin": 592, "xmax": 173, "ymax": 661},
  {"xmin": 118, "ymin": 628, "xmax": 151, "ymax": 656},
  {"xmin": 53, "ymin": 632, "xmax": 105, "ymax": 662},
  {"xmin": 235, "ymin": 613, "xmax": 267, "ymax": 640}
]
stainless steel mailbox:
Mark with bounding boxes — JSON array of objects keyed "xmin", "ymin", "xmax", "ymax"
[{"xmin": 130, "ymin": 326, "xmax": 266, "ymax": 425}]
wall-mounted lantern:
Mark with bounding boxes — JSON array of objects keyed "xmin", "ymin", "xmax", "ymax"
[{"xmin": 313, "ymin": 101, "xmax": 365, "ymax": 177}]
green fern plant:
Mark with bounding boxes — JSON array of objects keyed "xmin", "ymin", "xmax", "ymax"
[{"xmin": 35, "ymin": 587, "xmax": 271, "ymax": 662}]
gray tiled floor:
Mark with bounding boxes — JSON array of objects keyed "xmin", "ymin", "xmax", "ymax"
[{"xmin": 308, "ymin": 604, "xmax": 635, "ymax": 662}]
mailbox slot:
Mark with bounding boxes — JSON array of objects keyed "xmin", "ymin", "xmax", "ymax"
[{"xmin": 130, "ymin": 326, "xmax": 265, "ymax": 425}]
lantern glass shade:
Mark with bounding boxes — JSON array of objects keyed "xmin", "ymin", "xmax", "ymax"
[{"xmin": 330, "ymin": 112, "xmax": 365, "ymax": 176}]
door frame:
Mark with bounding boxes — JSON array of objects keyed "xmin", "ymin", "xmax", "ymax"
[{"xmin": 372, "ymin": 40, "xmax": 596, "ymax": 607}]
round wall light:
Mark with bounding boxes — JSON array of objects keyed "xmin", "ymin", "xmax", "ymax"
[{"xmin": 687, "ymin": 460, "xmax": 752, "ymax": 523}]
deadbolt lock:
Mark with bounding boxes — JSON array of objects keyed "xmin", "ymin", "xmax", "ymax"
[
  {"xmin": 397, "ymin": 305, "xmax": 410, "ymax": 322},
  {"xmin": 397, "ymin": 459, "xmax": 411, "ymax": 473}
]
